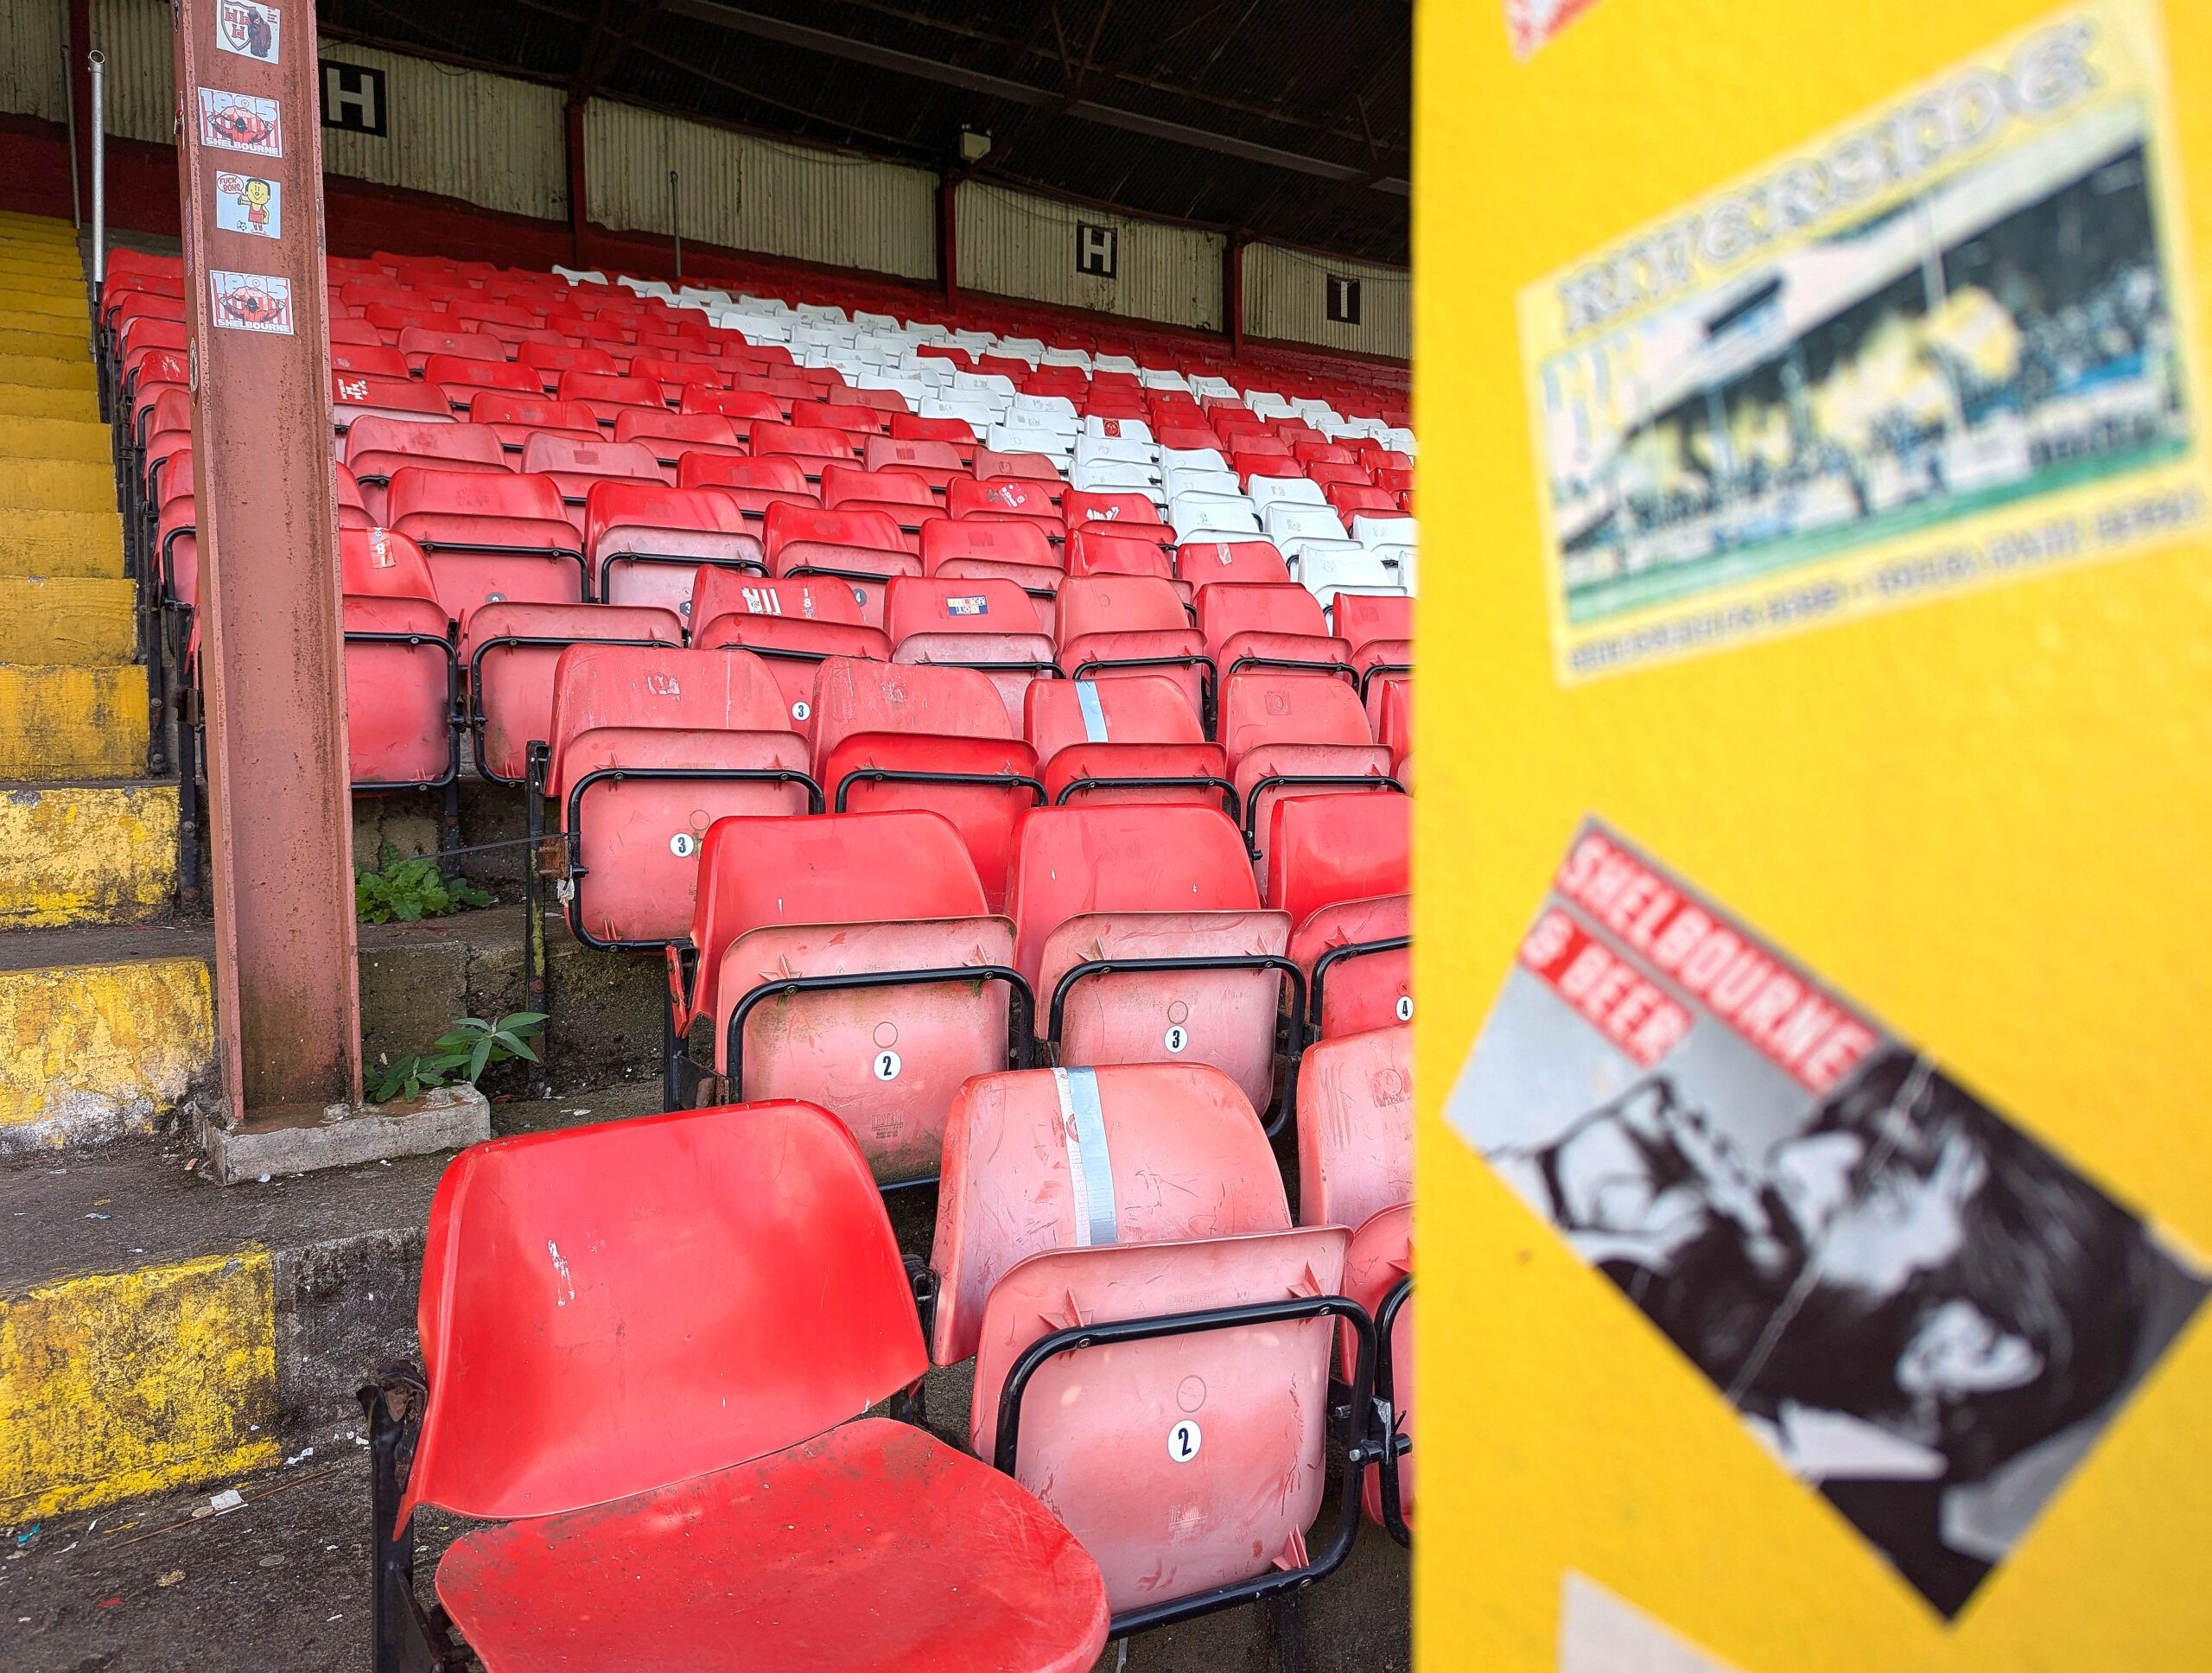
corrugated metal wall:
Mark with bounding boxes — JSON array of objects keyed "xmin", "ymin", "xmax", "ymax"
[
  {"xmin": 318, "ymin": 43, "xmax": 566, "ymax": 222},
  {"xmin": 89, "ymin": 0, "xmax": 566, "ymax": 221},
  {"xmin": 586, "ymin": 101, "xmax": 936, "ymax": 283},
  {"xmin": 959, "ymin": 182, "xmax": 1224, "ymax": 332},
  {"xmin": 1245, "ymin": 242, "xmax": 1410, "ymax": 361},
  {"xmin": 0, "ymin": 0, "xmax": 67, "ymax": 123}
]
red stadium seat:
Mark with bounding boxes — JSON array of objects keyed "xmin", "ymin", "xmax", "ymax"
[
  {"xmin": 948, "ymin": 475, "xmax": 1064, "ymax": 543},
  {"xmin": 1054, "ymin": 575, "xmax": 1210, "ymax": 723},
  {"xmin": 970, "ymin": 449, "xmax": 1064, "ymax": 494},
  {"xmin": 664, "ymin": 811, "xmax": 1026, "ymax": 1182},
  {"xmin": 863, "ymin": 436, "xmax": 967, "ymax": 492},
  {"xmin": 1065, "ymin": 525, "xmax": 1176, "ymax": 586},
  {"xmin": 332, "ymin": 370, "xmax": 449, "ymax": 430},
  {"xmin": 1220, "ymin": 671, "xmax": 1400, "ymax": 891},
  {"xmin": 543, "ymin": 644, "xmax": 817, "ymax": 948},
  {"xmin": 1198, "ymin": 581, "xmax": 1356, "ymax": 684},
  {"xmin": 1023, "ymin": 674, "xmax": 1230, "ymax": 812},
  {"xmin": 689, "ymin": 570, "xmax": 889, "ymax": 730},
  {"xmin": 464, "ymin": 393, "xmax": 603, "ymax": 453},
  {"xmin": 927, "ymin": 1064, "xmax": 1366, "ymax": 1621},
  {"xmin": 821, "ymin": 465, "xmax": 945, "ymax": 550},
  {"xmin": 395, "ymin": 327, "xmax": 505, "ymax": 375},
  {"xmin": 463, "ymin": 601, "xmax": 685, "ymax": 785},
  {"xmin": 1173, "ymin": 538, "xmax": 1292, "ymax": 594},
  {"xmin": 386, "ymin": 466, "xmax": 588, "ymax": 618},
  {"xmin": 1332, "ymin": 591, "xmax": 1414, "ymax": 728},
  {"xmin": 1268, "ymin": 792, "xmax": 1411, "ymax": 1040},
  {"xmin": 423, "ymin": 353, "xmax": 541, "ymax": 410},
  {"xmin": 344, "ymin": 418, "xmax": 507, "ymax": 523},
  {"xmin": 1007, "ymin": 804, "xmax": 1294, "ymax": 1116},
  {"xmin": 677, "ymin": 452, "xmax": 818, "ymax": 525},
  {"xmin": 1062, "ymin": 490, "xmax": 1170, "ymax": 548},
  {"xmin": 516, "ymin": 340, "xmax": 620, "ymax": 391},
  {"xmin": 763, "ymin": 502, "xmax": 916, "ymax": 615},
  {"xmin": 339, "ymin": 528, "xmax": 457, "ymax": 790},
  {"xmin": 889, "ymin": 411, "xmax": 979, "ymax": 465},
  {"xmin": 809, "ymin": 657, "xmax": 1041, "ymax": 909},
  {"xmin": 752, "ymin": 420, "xmax": 863, "ymax": 475},
  {"xmin": 583, "ymin": 480, "xmax": 764, "ymax": 611},
  {"xmin": 884, "ymin": 576, "xmax": 1055, "ymax": 730},
  {"xmin": 365, "ymin": 1100, "xmax": 1108, "ymax": 1673},
  {"xmin": 1296, "ymin": 1023, "xmax": 1414, "ymax": 1539},
  {"xmin": 678, "ymin": 387, "xmax": 788, "ymax": 436},
  {"xmin": 556, "ymin": 369, "xmax": 669, "ymax": 423},
  {"xmin": 920, "ymin": 518, "xmax": 1063, "ymax": 631},
  {"xmin": 519, "ymin": 434, "xmax": 667, "ymax": 527},
  {"xmin": 612, "ymin": 408, "xmax": 748, "ymax": 470}
]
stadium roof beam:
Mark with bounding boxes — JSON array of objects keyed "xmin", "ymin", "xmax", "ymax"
[{"xmin": 658, "ymin": 0, "xmax": 1409, "ymax": 194}]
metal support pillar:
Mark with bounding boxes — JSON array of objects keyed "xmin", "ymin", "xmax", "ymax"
[
  {"xmin": 938, "ymin": 176, "xmax": 959, "ymax": 305},
  {"xmin": 175, "ymin": 0, "xmax": 364, "ymax": 1129},
  {"xmin": 564, "ymin": 98, "xmax": 589, "ymax": 266},
  {"xmin": 67, "ymin": 0, "xmax": 91, "ymax": 224},
  {"xmin": 1226, "ymin": 236, "xmax": 1246, "ymax": 358}
]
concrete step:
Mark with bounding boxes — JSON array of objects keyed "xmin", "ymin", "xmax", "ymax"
[
  {"xmin": 0, "ymin": 413, "xmax": 110, "ymax": 465},
  {"xmin": 0, "ymin": 351, "xmax": 93, "ymax": 391},
  {"xmin": 0, "ymin": 454, "xmax": 117, "ymax": 513},
  {"xmin": 0, "ymin": 284, "xmax": 83, "ymax": 321},
  {"xmin": 0, "ymin": 783, "xmax": 177, "ymax": 928},
  {"xmin": 0, "ymin": 506, "xmax": 124, "ymax": 576},
  {"xmin": 0, "ymin": 667, "xmax": 150, "ymax": 779},
  {"xmin": 0, "ymin": 321, "xmax": 85, "ymax": 359},
  {"xmin": 0, "ymin": 269, "xmax": 85, "ymax": 302},
  {"xmin": 0, "ymin": 577, "xmax": 137, "ymax": 664},
  {"xmin": 0, "ymin": 381, "xmax": 102, "ymax": 423}
]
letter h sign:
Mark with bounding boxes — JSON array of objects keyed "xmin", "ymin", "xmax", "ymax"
[{"xmin": 1076, "ymin": 222, "xmax": 1118, "ymax": 280}]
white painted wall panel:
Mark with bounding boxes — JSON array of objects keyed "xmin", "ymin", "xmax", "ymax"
[
  {"xmin": 586, "ymin": 101, "xmax": 936, "ymax": 283},
  {"xmin": 0, "ymin": 0, "xmax": 67, "ymax": 123},
  {"xmin": 959, "ymin": 182, "xmax": 1223, "ymax": 332},
  {"xmin": 1245, "ymin": 242, "xmax": 1410, "ymax": 361}
]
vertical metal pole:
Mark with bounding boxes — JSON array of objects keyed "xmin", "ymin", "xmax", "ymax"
[
  {"xmin": 62, "ymin": 0, "xmax": 82, "ymax": 230},
  {"xmin": 87, "ymin": 49, "xmax": 105, "ymax": 291},
  {"xmin": 176, "ymin": 0, "xmax": 364, "ymax": 1125},
  {"xmin": 1226, "ymin": 237, "xmax": 1246, "ymax": 358},
  {"xmin": 563, "ymin": 97, "xmax": 589, "ymax": 268},
  {"xmin": 938, "ymin": 175, "xmax": 958, "ymax": 306},
  {"xmin": 668, "ymin": 168, "xmax": 681, "ymax": 279}
]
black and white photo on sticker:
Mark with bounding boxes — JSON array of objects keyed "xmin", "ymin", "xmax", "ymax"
[{"xmin": 1448, "ymin": 817, "xmax": 2206, "ymax": 1618}]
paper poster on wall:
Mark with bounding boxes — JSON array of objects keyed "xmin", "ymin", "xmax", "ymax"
[
  {"xmin": 213, "ymin": 173, "xmax": 281, "ymax": 240},
  {"xmin": 1559, "ymin": 1574, "xmax": 1743, "ymax": 1673},
  {"xmin": 1521, "ymin": 2, "xmax": 2209, "ymax": 681},
  {"xmin": 208, "ymin": 270, "xmax": 295, "ymax": 334},
  {"xmin": 196, "ymin": 87, "xmax": 283, "ymax": 157},
  {"xmin": 1506, "ymin": 0, "xmax": 1608, "ymax": 61},
  {"xmin": 216, "ymin": 1, "xmax": 282, "ymax": 62},
  {"xmin": 1446, "ymin": 817, "xmax": 2206, "ymax": 1617}
]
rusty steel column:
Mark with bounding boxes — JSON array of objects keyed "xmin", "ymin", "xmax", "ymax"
[
  {"xmin": 1225, "ymin": 237, "xmax": 1246, "ymax": 358},
  {"xmin": 175, "ymin": 0, "xmax": 363, "ymax": 1125},
  {"xmin": 938, "ymin": 176, "xmax": 959, "ymax": 306},
  {"xmin": 564, "ymin": 97, "xmax": 589, "ymax": 266}
]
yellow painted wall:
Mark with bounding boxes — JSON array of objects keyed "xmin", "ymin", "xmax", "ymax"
[{"xmin": 1415, "ymin": 1, "xmax": 2212, "ymax": 1668}]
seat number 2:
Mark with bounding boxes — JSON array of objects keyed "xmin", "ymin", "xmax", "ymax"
[
  {"xmin": 1166, "ymin": 1419, "xmax": 1202, "ymax": 1463},
  {"xmin": 871, "ymin": 1049, "xmax": 902, "ymax": 1082}
]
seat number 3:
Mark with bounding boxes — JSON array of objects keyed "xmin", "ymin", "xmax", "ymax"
[{"xmin": 1163, "ymin": 1024, "xmax": 1188, "ymax": 1054}]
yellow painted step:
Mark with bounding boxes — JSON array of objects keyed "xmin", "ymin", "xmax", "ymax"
[
  {"xmin": 0, "ymin": 457, "xmax": 116, "ymax": 514},
  {"xmin": 0, "ymin": 384, "xmax": 100, "ymax": 423},
  {"xmin": 0, "ymin": 509, "xmax": 124, "ymax": 577},
  {"xmin": 0, "ymin": 667, "xmax": 150, "ymax": 780},
  {"xmin": 0, "ymin": 415, "xmax": 110, "ymax": 465},
  {"xmin": 0, "ymin": 1250, "xmax": 279, "ymax": 1520},
  {"xmin": 0, "ymin": 579, "xmax": 136, "ymax": 664},
  {"xmin": 0, "ymin": 258, "xmax": 81, "ymax": 285},
  {"xmin": 0, "ymin": 353, "xmax": 93, "ymax": 391},
  {"xmin": 0, "ymin": 280, "xmax": 80, "ymax": 313},
  {"xmin": 0, "ymin": 319, "xmax": 83, "ymax": 357},
  {"xmin": 0, "ymin": 784, "xmax": 176, "ymax": 926},
  {"xmin": 0, "ymin": 270, "xmax": 83, "ymax": 300},
  {"xmin": 0, "ymin": 956, "xmax": 211, "ymax": 1148}
]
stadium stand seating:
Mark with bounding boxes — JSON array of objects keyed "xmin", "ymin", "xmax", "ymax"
[{"xmin": 93, "ymin": 238, "xmax": 1419, "ymax": 1660}]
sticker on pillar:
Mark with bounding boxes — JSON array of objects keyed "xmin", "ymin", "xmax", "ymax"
[
  {"xmin": 209, "ymin": 270, "xmax": 295, "ymax": 335},
  {"xmin": 196, "ymin": 88, "xmax": 283, "ymax": 157},
  {"xmin": 1446, "ymin": 817, "xmax": 2208, "ymax": 1618},
  {"xmin": 216, "ymin": 1, "xmax": 282, "ymax": 63},
  {"xmin": 1521, "ymin": 2, "xmax": 2209, "ymax": 684},
  {"xmin": 213, "ymin": 173, "xmax": 282, "ymax": 240}
]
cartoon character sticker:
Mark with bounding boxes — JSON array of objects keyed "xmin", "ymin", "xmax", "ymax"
[
  {"xmin": 216, "ymin": 1, "xmax": 282, "ymax": 62},
  {"xmin": 209, "ymin": 270, "xmax": 294, "ymax": 334},
  {"xmin": 196, "ymin": 88, "xmax": 283, "ymax": 157},
  {"xmin": 213, "ymin": 173, "xmax": 282, "ymax": 239}
]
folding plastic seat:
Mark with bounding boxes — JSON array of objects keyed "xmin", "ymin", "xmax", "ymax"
[
  {"xmin": 1249, "ymin": 475, "xmax": 1331, "ymax": 514},
  {"xmin": 1198, "ymin": 580, "xmax": 1354, "ymax": 684},
  {"xmin": 1297, "ymin": 543, "xmax": 1411, "ymax": 609},
  {"xmin": 923, "ymin": 1060, "xmax": 1368, "ymax": 1625},
  {"xmin": 1221, "ymin": 671, "xmax": 1400, "ymax": 891},
  {"xmin": 882, "ymin": 577, "xmax": 1055, "ymax": 730},
  {"xmin": 1002, "ymin": 806, "xmax": 1295, "ymax": 1113},
  {"xmin": 763, "ymin": 503, "xmax": 916, "ymax": 620},
  {"xmin": 1332, "ymin": 591, "xmax": 1414, "ymax": 714},
  {"xmin": 386, "ymin": 466, "xmax": 588, "ymax": 618},
  {"xmin": 1325, "ymin": 482, "xmax": 1399, "ymax": 519},
  {"xmin": 809, "ymin": 657, "xmax": 1041, "ymax": 908},
  {"xmin": 1160, "ymin": 464, "xmax": 1240, "ymax": 503},
  {"xmin": 331, "ymin": 526, "xmax": 461, "ymax": 791},
  {"xmin": 888, "ymin": 411, "xmax": 979, "ymax": 464},
  {"xmin": 664, "ymin": 810, "xmax": 1029, "ymax": 1181},
  {"xmin": 821, "ymin": 466, "xmax": 945, "ymax": 552},
  {"xmin": 541, "ymin": 644, "xmax": 816, "ymax": 948},
  {"xmin": 1175, "ymin": 537, "xmax": 1292, "ymax": 596},
  {"xmin": 1080, "ymin": 413, "xmax": 1152, "ymax": 442},
  {"xmin": 335, "ymin": 464, "xmax": 374, "ymax": 531},
  {"xmin": 1352, "ymin": 512, "xmax": 1417, "ymax": 548},
  {"xmin": 1063, "ymin": 491, "xmax": 1170, "ymax": 550},
  {"xmin": 630, "ymin": 354, "xmax": 727, "ymax": 404},
  {"xmin": 969, "ymin": 449, "xmax": 1065, "ymax": 493},
  {"xmin": 331, "ymin": 370, "xmax": 449, "ymax": 433},
  {"xmin": 1233, "ymin": 454, "xmax": 1307, "ymax": 493},
  {"xmin": 1296, "ymin": 1022, "xmax": 1414, "ymax": 1537},
  {"xmin": 1053, "ymin": 573, "xmax": 1210, "ymax": 725},
  {"xmin": 948, "ymin": 476, "xmax": 1065, "ymax": 548},
  {"xmin": 329, "ymin": 341, "xmax": 410, "ymax": 381},
  {"xmin": 422, "ymin": 353, "xmax": 540, "ymax": 412},
  {"xmin": 677, "ymin": 451, "xmax": 818, "ymax": 526},
  {"xmin": 1170, "ymin": 492, "xmax": 1264, "ymax": 541},
  {"xmin": 365, "ymin": 1099, "xmax": 1109, "ymax": 1673},
  {"xmin": 1023, "ymin": 674, "xmax": 1229, "ymax": 812},
  {"xmin": 582, "ymin": 480, "xmax": 765, "ymax": 613},
  {"xmin": 462, "ymin": 601, "xmax": 684, "ymax": 785},
  {"xmin": 1375, "ymin": 466, "xmax": 1415, "ymax": 496},
  {"xmin": 689, "ymin": 570, "xmax": 889, "ymax": 728},
  {"xmin": 790, "ymin": 398, "xmax": 887, "ymax": 442},
  {"xmin": 751, "ymin": 420, "xmax": 863, "ymax": 480},
  {"xmin": 861, "ymin": 435, "xmax": 965, "ymax": 493},
  {"xmin": 556, "ymin": 369, "xmax": 668, "ymax": 424},
  {"xmin": 1268, "ymin": 792, "xmax": 1411, "ymax": 1040},
  {"xmin": 520, "ymin": 434, "xmax": 667, "ymax": 532},
  {"xmin": 1294, "ymin": 441, "xmax": 1357, "ymax": 467},
  {"xmin": 344, "ymin": 418, "xmax": 508, "ymax": 524},
  {"xmin": 391, "ymin": 327, "xmax": 501, "ymax": 376}
]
